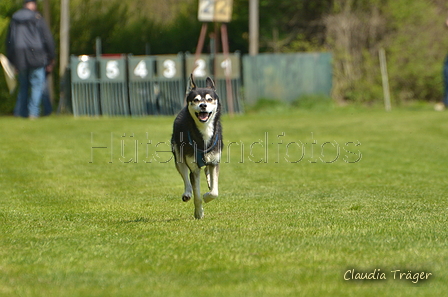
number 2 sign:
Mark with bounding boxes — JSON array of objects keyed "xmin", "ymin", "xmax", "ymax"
[{"xmin": 198, "ymin": 0, "xmax": 233, "ymax": 23}]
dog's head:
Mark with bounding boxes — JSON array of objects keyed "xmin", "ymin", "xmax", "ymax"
[{"xmin": 186, "ymin": 74, "xmax": 220, "ymax": 123}]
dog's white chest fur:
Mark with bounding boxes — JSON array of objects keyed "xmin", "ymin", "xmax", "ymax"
[
  {"xmin": 188, "ymin": 105, "xmax": 216, "ymax": 146},
  {"xmin": 196, "ymin": 119, "xmax": 215, "ymax": 144}
]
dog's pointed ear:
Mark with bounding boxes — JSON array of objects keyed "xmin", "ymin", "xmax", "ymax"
[
  {"xmin": 189, "ymin": 73, "xmax": 197, "ymax": 90},
  {"xmin": 206, "ymin": 77, "xmax": 216, "ymax": 90}
]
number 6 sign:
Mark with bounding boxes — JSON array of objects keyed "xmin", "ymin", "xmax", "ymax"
[{"xmin": 71, "ymin": 55, "xmax": 97, "ymax": 82}]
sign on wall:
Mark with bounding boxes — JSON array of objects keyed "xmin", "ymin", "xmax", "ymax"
[
  {"xmin": 214, "ymin": 54, "xmax": 240, "ymax": 79},
  {"xmin": 156, "ymin": 55, "xmax": 183, "ymax": 79},
  {"xmin": 198, "ymin": 0, "xmax": 233, "ymax": 23},
  {"xmin": 71, "ymin": 55, "xmax": 97, "ymax": 82},
  {"xmin": 99, "ymin": 57, "xmax": 126, "ymax": 82},
  {"xmin": 185, "ymin": 55, "xmax": 211, "ymax": 79},
  {"xmin": 128, "ymin": 56, "xmax": 155, "ymax": 81}
]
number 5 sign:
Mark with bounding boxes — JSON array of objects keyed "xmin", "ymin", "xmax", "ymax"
[
  {"xmin": 198, "ymin": 0, "xmax": 233, "ymax": 23},
  {"xmin": 99, "ymin": 57, "xmax": 126, "ymax": 82}
]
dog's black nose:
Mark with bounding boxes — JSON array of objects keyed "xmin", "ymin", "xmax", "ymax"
[{"xmin": 199, "ymin": 103, "xmax": 207, "ymax": 109}]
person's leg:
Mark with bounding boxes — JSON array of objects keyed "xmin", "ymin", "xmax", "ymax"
[
  {"xmin": 41, "ymin": 76, "xmax": 52, "ymax": 116},
  {"xmin": 28, "ymin": 67, "xmax": 45, "ymax": 118},
  {"xmin": 443, "ymin": 56, "xmax": 448, "ymax": 107},
  {"xmin": 14, "ymin": 70, "xmax": 30, "ymax": 117}
]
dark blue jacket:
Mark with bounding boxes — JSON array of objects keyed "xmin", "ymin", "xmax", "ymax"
[{"xmin": 6, "ymin": 8, "xmax": 55, "ymax": 71}]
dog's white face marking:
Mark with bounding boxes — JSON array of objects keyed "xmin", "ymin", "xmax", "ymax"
[
  {"xmin": 188, "ymin": 93, "xmax": 218, "ymax": 143},
  {"xmin": 189, "ymin": 95, "xmax": 217, "ymax": 117}
]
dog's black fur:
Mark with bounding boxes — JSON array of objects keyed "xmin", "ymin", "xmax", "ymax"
[
  {"xmin": 171, "ymin": 89, "xmax": 222, "ymax": 161},
  {"xmin": 171, "ymin": 75, "xmax": 222, "ymax": 219}
]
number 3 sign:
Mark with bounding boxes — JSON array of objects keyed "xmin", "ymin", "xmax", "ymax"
[{"xmin": 198, "ymin": 0, "xmax": 233, "ymax": 23}]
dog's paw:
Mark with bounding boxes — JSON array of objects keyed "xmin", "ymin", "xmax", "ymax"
[
  {"xmin": 182, "ymin": 193, "xmax": 191, "ymax": 202},
  {"xmin": 194, "ymin": 207, "xmax": 204, "ymax": 219},
  {"xmin": 203, "ymin": 192, "xmax": 218, "ymax": 203}
]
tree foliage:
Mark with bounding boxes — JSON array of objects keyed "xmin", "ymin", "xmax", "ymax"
[
  {"xmin": 69, "ymin": 0, "xmax": 201, "ymax": 55},
  {"xmin": 325, "ymin": 0, "xmax": 448, "ymax": 103},
  {"xmin": 0, "ymin": 1, "xmax": 22, "ymax": 113}
]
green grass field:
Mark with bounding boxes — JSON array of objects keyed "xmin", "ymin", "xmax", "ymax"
[{"xmin": 0, "ymin": 107, "xmax": 447, "ymax": 296}]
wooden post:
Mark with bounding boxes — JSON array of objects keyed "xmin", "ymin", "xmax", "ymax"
[
  {"xmin": 58, "ymin": 0, "xmax": 70, "ymax": 113},
  {"xmin": 42, "ymin": 0, "xmax": 54, "ymax": 104},
  {"xmin": 195, "ymin": 23, "xmax": 208, "ymax": 60},
  {"xmin": 379, "ymin": 48, "xmax": 391, "ymax": 112},
  {"xmin": 59, "ymin": 0, "xmax": 69, "ymax": 78},
  {"xmin": 221, "ymin": 23, "xmax": 234, "ymax": 116},
  {"xmin": 249, "ymin": 0, "xmax": 259, "ymax": 56}
]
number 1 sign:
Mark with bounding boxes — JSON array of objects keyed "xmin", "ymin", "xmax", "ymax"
[{"xmin": 198, "ymin": 0, "xmax": 233, "ymax": 23}]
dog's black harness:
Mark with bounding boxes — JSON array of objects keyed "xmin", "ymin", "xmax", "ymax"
[{"xmin": 187, "ymin": 131, "xmax": 220, "ymax": 168}]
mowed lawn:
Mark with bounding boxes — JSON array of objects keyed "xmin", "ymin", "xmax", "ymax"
[{"xmin": 0, "ymin": 107, "xmax": 447, "ymax": 296}]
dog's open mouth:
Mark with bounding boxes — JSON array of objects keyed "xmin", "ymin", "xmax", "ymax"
[{"xmin": 196, "ymin": 112, "xmax": 212, "ymax": 122}]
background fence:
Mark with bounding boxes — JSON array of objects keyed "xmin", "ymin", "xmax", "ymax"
[
  {"xmin": 243, "ymin": 53, "xmax": 333, "ymax": 104},
  {"xmin": 69, "ymin": 52, "xmax": 332, "ymax": 116}
]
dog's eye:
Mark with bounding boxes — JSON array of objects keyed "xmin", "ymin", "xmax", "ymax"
[
  {"xmin": 193, "ymin": 98, "xmax": 200, "ymax": 103},
  {"xmin": 206, "ymin": 98, "xmax": 214, "ymax": 103}
]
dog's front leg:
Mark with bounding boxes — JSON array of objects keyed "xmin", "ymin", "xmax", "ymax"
[
  {"xmin": 175, "ymin": 160, "xmax": 192, "ymax": 202},
  {"xmin": 203, "ymin": 164, "xmax": 219, "ymax": 203},
  {"xmin": 204, "ymin": 166, "xmax": 211, "ymax": 190},
  {"xmin": 190, "ymin": 168, "xmax": 204, "ymax": 219}
]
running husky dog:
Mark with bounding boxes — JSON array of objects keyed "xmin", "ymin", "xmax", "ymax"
[{"xmin": 171, "ymin": 74, "xmax": 222, "ymax": 219}]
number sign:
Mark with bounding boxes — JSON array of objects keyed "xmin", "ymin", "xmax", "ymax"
[
  {"xmin": 214, "ymin": 54, "xmax": 240, "ymax": 79},
  {"xmin": 156, "ymin": 55, "xmax": 182, "ymax": 79},
  {"xmin": 198, "ymin": 0, "xmax": 233, "ymax": 23},
  {"xmin": 71, "ymin": 56, "xmax": 97, "ymax": 82},
  {"xmin": 99, "ymin": 57, "xmax": 126, "ymax": 82},
  {"xmin": 128, "ymin": 56, "xmax": 155, "ymax": 81},
  {"xmin": 77, "ymin": 61, "xmax": 91, "ymax": 80},
  {"xmin": 185, "ymin": 55, "xmax": 210, "ymax": 78}
]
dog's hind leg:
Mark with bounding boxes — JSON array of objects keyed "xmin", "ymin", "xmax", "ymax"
[
  {"xmin": 203, "ymin": 164, "xmax": 219, "ymax": 203},
  {"xmin": 190, "ymin": 168, "xmax": 204, "ymax": 219}
]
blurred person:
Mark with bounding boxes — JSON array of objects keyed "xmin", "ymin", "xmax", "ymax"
[
  {"xmin": 444, "ymin": 18, "xmax": 448, "ymax": 107},
  {"xmin": 6, "ymin": 0, "xmax": 55, "ymax": 119},
  {"xmin": 41, "ymin": 63, "xmax": 54, "ymax": 116},
  {"xmin": 41, "ymin": 78, "xmax": 52, "ymax": 116}
]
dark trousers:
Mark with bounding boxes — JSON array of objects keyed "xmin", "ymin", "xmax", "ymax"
[{"xmin": 444, "ymin": 55, "xmax": 448, "ymax": 106}]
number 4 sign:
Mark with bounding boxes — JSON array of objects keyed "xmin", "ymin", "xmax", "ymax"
[{"xmin": 198, "ymin": 0, "xmax": 233, "ymax": 23}]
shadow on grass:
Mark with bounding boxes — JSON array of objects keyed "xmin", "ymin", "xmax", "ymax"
[{"xmin": 120, "ymin": 217, "xmax": 185, "ymax": 224}]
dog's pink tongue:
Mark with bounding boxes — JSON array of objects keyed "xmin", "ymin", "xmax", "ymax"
[{"xmin": 199, "ymin": 112, "xmax": 209, "ymax": 121}]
